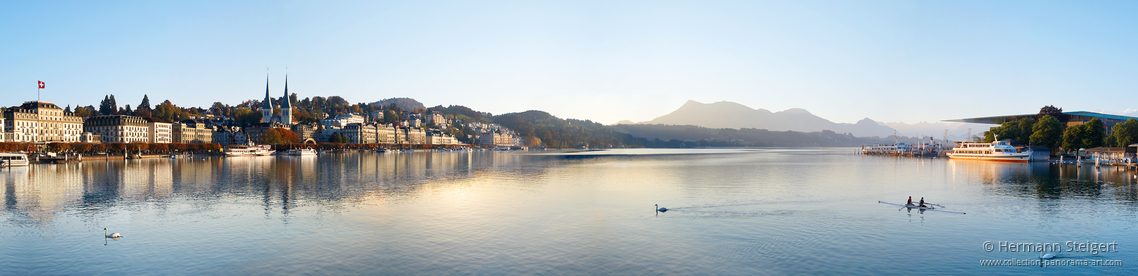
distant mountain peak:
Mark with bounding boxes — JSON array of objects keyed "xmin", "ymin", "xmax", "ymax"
[
  {"xmin": 640, "ymin": 100, "xmax": 896, "ymax": 137},
  {"xmin": 779, "ymin": 108, "xmax": 812, "ymax": 115}
]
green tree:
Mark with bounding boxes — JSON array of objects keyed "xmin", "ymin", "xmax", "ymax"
[
  {"xmin": 1110, "ymin": 118, "xmax": 1138, "ymax": 147},
  {"xmin": 993, "ymin": 121, "xmax": 1018, "ymax": 142},
  {"xmin": 1082, "ymin": 118, "xmax": 1105, "ymax": 148},
  {"xmin": 261, "ymin": 128, "xmax": 284, "ymax": 144},
  {"xmin": 138, "ymin": 94, "xmax": 152, "ymax": 111},
  {"xmin": 1030, "ymin": 115, "xmax": 1064, "ymax": 149},
  {"xmin": 1062, "ymin": 124, "xmax": 1086, "ymax": 151},
  {"xmin": 1015, "ymin": 117, "xmax": 1036, "ymax": 143},
  {"xmin": 983, "ymin": 130, "xmax": 996, "ymax": 143},
  {"xmin": 329, "ymin": 132, "xmax": 345, "ymax": 143},
  {"xmin": 383, "ymin": 110, "xmax": 400, "ymax": 124}
]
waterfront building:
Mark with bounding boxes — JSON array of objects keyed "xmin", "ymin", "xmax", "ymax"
[
  {"xmin": 213, "ymin": 126, "xmax": 247, "ymax": 145},
  {"xmin": 145, "ymin": 117, "xmax": 172, "ymax": 144},
  {"xmin": 406, "ymin": 127, "xmax": 426, "ymax": 144},
  {"xmin": 376, "ymin": 124, "xmax": 396, "ymax": 144},
  {"xmin": 947, "ymin": 111, "xmax": 1138, "ymax": 135},
  {"xmin": 84, "ymin": 115, "xmax": 150, "ymax": 143},
  {"xmin": 342, "ymin": 123, "xmax": 377, "ymax": 144},
  {"xmin": 2, "ymin": 101, "xmax": 84, "ymax": 143},
  {"xmin": 478, "ymin": 130, "xmax": 517, "ymax": 147},
  {"xmin": 291, "ymin": 124, "xmax": 318, "ymax": 142},
  {"xmin": 427, "ymin": 130, "xmax": 459, "ymax": 145},
  {"xmin": 172, "ymin": 120, "xmax": 214, "ymax": 143}
]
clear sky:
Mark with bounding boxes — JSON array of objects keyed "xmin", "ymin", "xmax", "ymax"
[{"xmin": 3, "ymin": 1, "xmax": 1137, "ymax": 124}]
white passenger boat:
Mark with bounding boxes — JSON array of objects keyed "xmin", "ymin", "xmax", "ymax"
[
  {"xmin": 283, "ymin": 148, "xmax": 317, "ymax": 156},
  {"xmin": 0, "ymin": 153, "xmax": 30, "ymax": 167},
  {"xmin": 946, "ymin": 140, "xmax": 1031, "ymax": 163},
  {"xmin": 223, "ymin": 142, "xmax": 274, "ymax": 157}
]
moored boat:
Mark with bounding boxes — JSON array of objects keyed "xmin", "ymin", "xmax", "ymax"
[
  {"xmin": 223, "ymin": 142, "xmax": 274, "ymax": 157},
  {"xmin": 283, "ymin": 148, "xmax": 317, "ymax": 156},
  {"xmin": 0, "ymin": 153, "xmax": 30, "ymax": 167},
  {"xmin": 946, "ymin": 140, "xmax": 1031, "ymax": 162}
]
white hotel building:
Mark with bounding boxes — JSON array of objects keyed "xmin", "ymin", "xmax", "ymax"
[
  {"xmin": 84, "ymin": 115, "xmax": 152, "ymax": 143},
  {"xmin": 1, "ymin": 101, "xmax": 84, "ymax": 143}
]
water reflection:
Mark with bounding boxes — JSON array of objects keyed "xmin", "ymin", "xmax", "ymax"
[
  {"xmin": 0, "ymin": 151, "xmax": 543, "ymax": 226},
  {"xmin": 949, "ymin": 159, "xmax": 1138, "ymax": 202}
]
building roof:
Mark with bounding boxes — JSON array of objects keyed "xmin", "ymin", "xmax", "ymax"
[
  {"xmin": 19, "ymin": 101, "xmax": 62, "ymax": 110},
  {"xmin": 143, "ymin": 117, "xmax": 170, "ymax": 124},
  {"xmin": 944, "ymin": 111, "xmax": 1138, "ymax": 125}
]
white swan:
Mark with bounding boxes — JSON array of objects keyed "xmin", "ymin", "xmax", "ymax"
[
  {"xmin": 1040, "ymin": 252, "xmax": 1055, "ymax": 259},
  {"xmin": 655, "ymin": 204, "xmax": 668, "ymax": 212},
  {"xmin": 104, "ymin": 228, "xmax": 122, "ymax": 238}
]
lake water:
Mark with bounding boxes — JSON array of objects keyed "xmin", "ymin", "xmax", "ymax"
[{"xmin": 2, "ymin": 148, "xmax": 1137, "ymax": 275}]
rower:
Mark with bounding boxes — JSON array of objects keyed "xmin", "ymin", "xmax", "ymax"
[
  {"xmin": 919, "ymin": 197, "xmax": 927, "ymax": 208},
  {"xmin": 907, "ymin": 196, "xmax": 913, "ymax": 206}
]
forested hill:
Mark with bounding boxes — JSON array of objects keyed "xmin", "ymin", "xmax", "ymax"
[
  {"xmin": 492, "ymin": 110, "xmax": 645, "ymax": 148},
  {"xmin": 373, "ymin": 97, "xmax": 425, "ymax": 111}
]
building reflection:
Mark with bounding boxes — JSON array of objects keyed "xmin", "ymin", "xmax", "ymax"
[{"xmin": 0, "ymin": 151, "xmax": 532, "ymax": 225}]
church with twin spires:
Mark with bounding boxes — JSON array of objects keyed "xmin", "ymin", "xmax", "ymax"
[{"xmin": 262, "ymin": 75, "xmax": 294, "ymax": 125}]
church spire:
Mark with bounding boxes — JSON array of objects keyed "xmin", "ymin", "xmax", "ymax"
[
  {"xmin": 262, "ymin": 75, "xmax": 273, "ymax": 110},
  {"xmin": 281, "ymin": 74, "xmax": 291, "ymax": 108},
  {"xmin": 262, "ymin": 74, "xmax": 273, "ymax": 124}
]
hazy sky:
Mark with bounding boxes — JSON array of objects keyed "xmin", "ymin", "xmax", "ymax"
[{"xmin": 3, "ymin": 1, "xmax": 1137, "ymax": 124}]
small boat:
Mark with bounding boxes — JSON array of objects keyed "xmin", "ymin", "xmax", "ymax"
[
  {"xmin": 878, "ymin": 201, "xmax": 965, "ymax": 214},
  {"xmin": 0, "ymin": 153, "xmax": 30, "ymax": 167},
  {"xmin": 283, "ymin": 148, "xmax": 317, "ymax": 156}
]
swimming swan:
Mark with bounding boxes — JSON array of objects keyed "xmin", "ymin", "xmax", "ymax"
[
  {"xmin": 1040, "ymin": 252, "xmax": 1055, "ymax": 259},
  {"xmin": 104, "ymin": 228, "xmax": 122, "ymax": 238},
  {"xmin": 655, "ymin": 204, "xmax": 668, "ymax": 212}
]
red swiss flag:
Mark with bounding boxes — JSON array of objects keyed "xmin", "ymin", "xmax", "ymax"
[{"xmin": 38, "ymin": 81, "xmax": 45, "ymax": 89}]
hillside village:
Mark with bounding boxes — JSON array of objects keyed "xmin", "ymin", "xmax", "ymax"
[{"xmin": 0, "ymin": 77, "xmax": 523, "ymax": 151}]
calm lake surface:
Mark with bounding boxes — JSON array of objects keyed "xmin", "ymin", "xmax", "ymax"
[{"xmin": 3, "ymin": 148, "xmax": 1137, "ymax": 275}]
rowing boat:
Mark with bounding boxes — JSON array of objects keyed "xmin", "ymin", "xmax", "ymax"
[{"xmin": 878, "ymin": 201, "xmax": 966, "ymax": 214}]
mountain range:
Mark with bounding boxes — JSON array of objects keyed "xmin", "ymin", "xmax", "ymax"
[{"xmin": 619, "ymin": 100, "xmax": 984, "ymax": 139}]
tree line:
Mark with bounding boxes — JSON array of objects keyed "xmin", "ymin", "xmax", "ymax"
[{"xmin": 982, "ymin": 105, "xmax": 1138, "ymax": 152}]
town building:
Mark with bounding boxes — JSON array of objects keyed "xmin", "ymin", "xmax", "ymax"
[
  {"xmin": 342, "ymin": 123, "xmax": 378, "ymax": 144},
  {"xmin": 145, "ymin": 117, "xmax": 172, "ymax": 144},
  {"xmin": 427, "ymin": 130, "xmax": 459, "ymax": 145},
  {"xmin": 425, "ymin": 112, "xmax": 447, "ymax": 127},
  {"xmin": 213, "ymin": 126, "xmax": 247, "ymax": 145},
  {"xmin": 322, "ymin": 113, "xmax": 366, "ymax": 128},
  {"xmin": 172, "ymin": 120, "xmax": 214, "ymax": 143},
  {"xmin": 2, "ymin": 101, "xmax": 84, "ymax": 143},
  {"xmin": 291, "ymin": 124, "xmax": 318, "ymax": 142},
  {"xmin": 376, "ymin": 124, "xmax": 397, "ymax": 144},
  {"xmin": 478, "ymin": 130, "xmax": 518, "ymax": 147},
  {"xmin": 405, "ymin": 127, "xmax": 426, "ymax": 144},
  {"xmin": 84, "ymin": 115, "xmax": 150, "ymax": 143}
]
